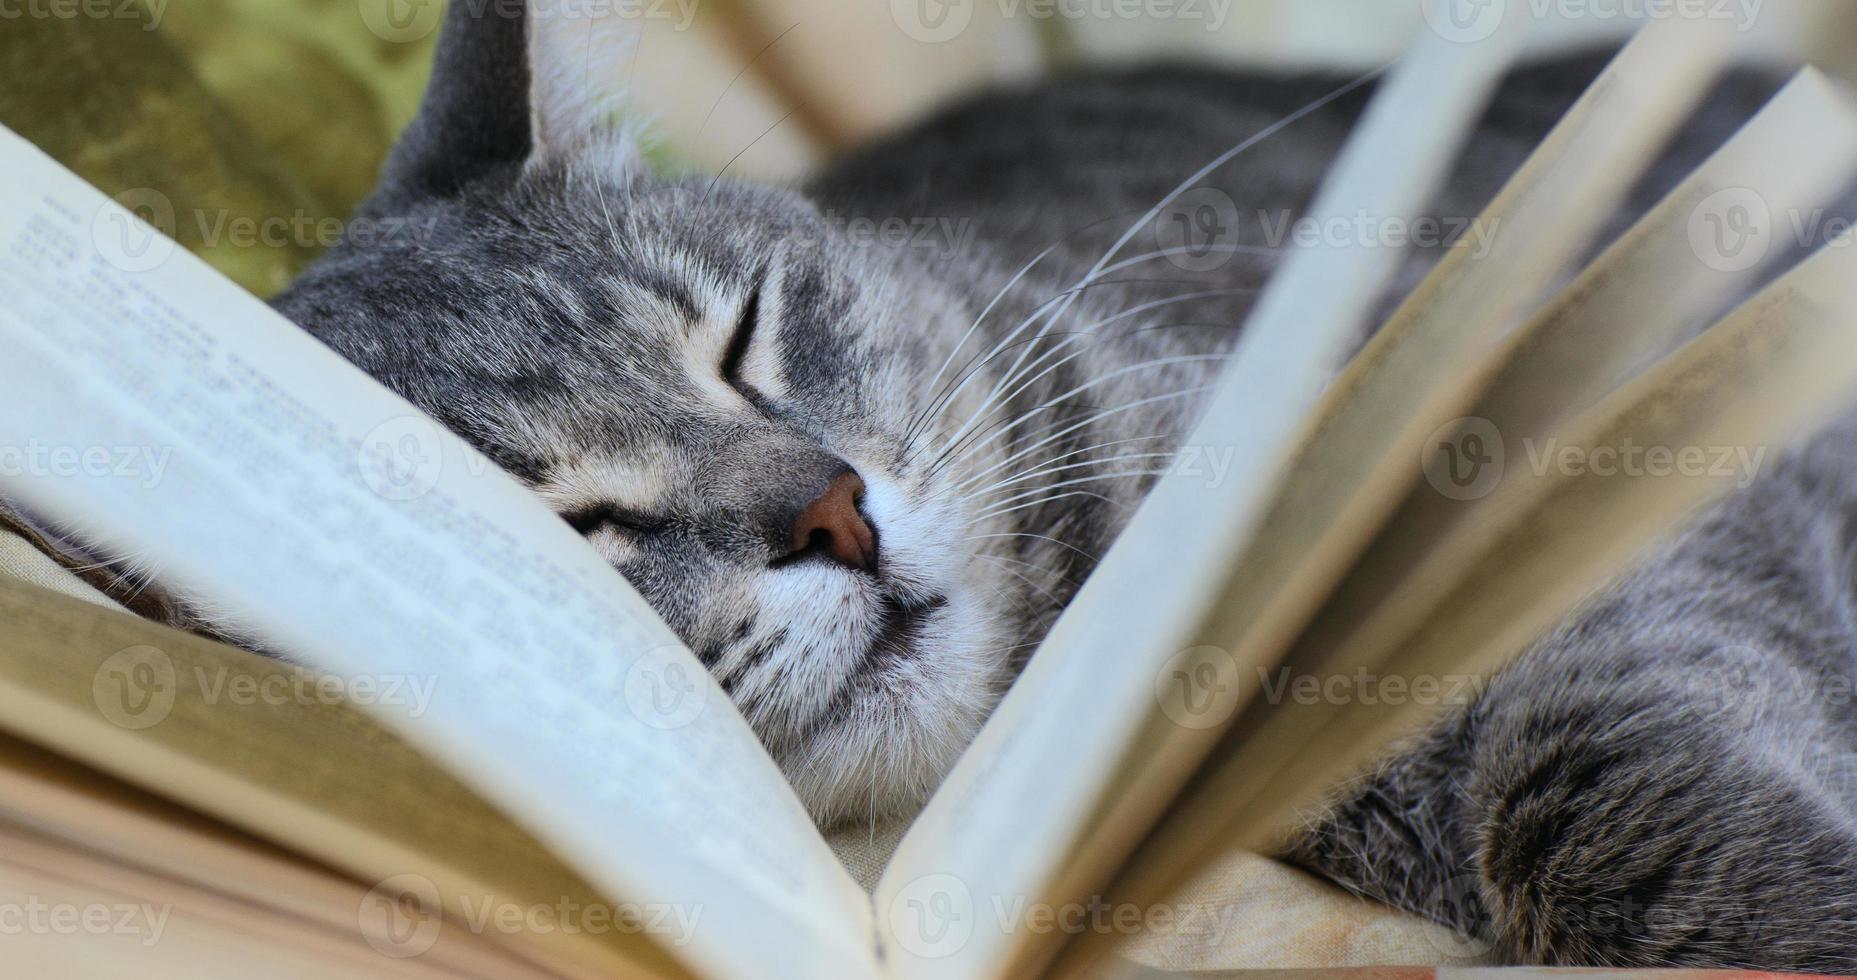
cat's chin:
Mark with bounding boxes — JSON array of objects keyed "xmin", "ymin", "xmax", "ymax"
[{"xmin": 772, "ymin": 591, "xmax": 1010, "ymax": 829}]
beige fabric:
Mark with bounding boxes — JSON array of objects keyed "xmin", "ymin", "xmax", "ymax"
[
  {"xmin": 0, "ymin": 527, "xmax": 122, "ymax": 611},
  {"xmin": 825, "ymin": 814, "xmax": 913, "ymax": 892},
  {"xmin": 1115, "ymin": 847, "xmax": 1479, "ymax": 971}
]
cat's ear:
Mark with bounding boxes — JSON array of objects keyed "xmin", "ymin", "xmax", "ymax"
[
  {"xmin": 360, "ymin": 1, "xmax": 642, "ymax": 216},
  {"xmin": 524, "ymin": 5, "xmax": 647, "ymax": 172},
  {"xmin": 362, "ymin": 1, "xmax": 532, "ymax": 214}
]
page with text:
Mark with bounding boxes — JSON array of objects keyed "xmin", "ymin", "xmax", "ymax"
[{"xmin": 0, "ymin": 127, "xmax": 876, "ymax": 980}]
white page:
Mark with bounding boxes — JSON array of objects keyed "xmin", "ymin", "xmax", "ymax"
[
  {"xmin": 876, "ymin": 19, "xmax": 1528, "ymax": 980},
  {"xmin": 0, "ymin": 128, "xmax": 876, "ymax": 980}
]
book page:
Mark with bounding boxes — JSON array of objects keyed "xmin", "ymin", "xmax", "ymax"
[
  {"xmin": 0, "ymin": 733, "xmax": 558, "ymax": 979},
  {"xmin": 0, "ymin": 823, "xmax": 500, "ymax": 979},
  {"xmin": 0, "ymin": 127, "xmax": 876, "ymax": 980},
  {"xmin": 0, "ymin": 579, "xmax": 685, "ymax": 980},
  {"xmin": 880, "ymin": 17, "xmax": 1752, "ymax": 980},
  {"xmin": 1071, "ymin": 236, "xmax": 1857, "ymax": 966},
  {"xmin": 876, "ymin": 19, "xmax": 1531, "ymax": 980},
  {"xmin": 1277, "ymin": 66, "xmax": 1857, "ymax": 735}
]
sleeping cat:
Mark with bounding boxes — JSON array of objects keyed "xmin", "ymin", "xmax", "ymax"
[{"xmin": 64, "ymin": 1, "xmax": 1857, "ymax": 969}]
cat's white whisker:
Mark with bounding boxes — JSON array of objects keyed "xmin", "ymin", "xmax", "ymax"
[
  {"xmin": 929, "ymin": 353, "xmax": 1227, "ymax": 478},
  {"xmin": 929, "ymin": 385, "xmax": 1217, "ymax": 488},
  {"xmin": 906, "ymin": 209, "xmax": 1156, "ymax": 446},
  {"xmin": 960, "ymin": 451, "xmax": 1175, "ymax": 499},
  {"xmin": 952, "ymin": 433, "xmax": 1176, "ymax": 496},
  {"xmin": 963, "ymin": 531, "xmax": 1101, "ymax": 567},
  {"xmin": 973, "ymin": 554, "xmax": 1065, "ymax": 608},
  {"xmin": 969, "ymin": 470, "xmax": 1167, "ymax": 518},
  {"xmin": 903, "ymin": 243, "xmax": 1062, "ymax": 448},
  {"xmin": 908, "ymin": 272, "xmax": 1204, "ymax": 463},
  {"xmin": 1093, "ymin": 243, "xmax": 1269, "ymax": 278},
  {"xmin": 971, "ymin": 68, "xmax": 1384, "ymax": 433},
  {"xmin": 971, "ymin": 489, "xmax": 1127, "ymax": 525},
  {"xmin": 935, "ymin": 290, "xmax": 1254, "ymax": 456}
]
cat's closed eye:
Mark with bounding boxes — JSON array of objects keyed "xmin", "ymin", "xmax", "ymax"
[
  {"xmin": 720, "ymin": 283, "xmax": 761, "ymax": 396},
  {"xmin": 562, "ymin": 504, "xmax": 663, "ymax": 538}
]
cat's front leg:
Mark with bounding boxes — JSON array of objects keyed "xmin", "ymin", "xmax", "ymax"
[{"xmin": 1288, "ymin": 617, "xmax": 1857, "ymax": 971}]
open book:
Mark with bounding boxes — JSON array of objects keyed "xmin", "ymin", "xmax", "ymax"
[{"xmin": 4, "ymin": 14, "xmax": 1857, "ymax": 979}]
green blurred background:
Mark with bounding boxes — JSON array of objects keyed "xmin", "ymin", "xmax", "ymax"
[{"xmin": 0, "ymin": 0, "xmax": 434, "ymax": 297}]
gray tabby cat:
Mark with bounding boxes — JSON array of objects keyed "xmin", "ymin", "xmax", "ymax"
[{"xmin": 221, "ymin": 3, "xmax": 1857, "ymax": 971}]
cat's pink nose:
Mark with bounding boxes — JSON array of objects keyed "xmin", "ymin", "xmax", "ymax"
[{"xmin": 789, "ymin": 471, "xmax": 877, "ymax": 573}]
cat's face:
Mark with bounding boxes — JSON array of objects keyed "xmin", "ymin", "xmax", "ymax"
[
  {"xmin": 272, "ymin": 3, "xmax": 1075, "ymax": 825},
  {"xmin": 280, "ymin": 162, "xmax": 1026, "ymax": 825}
]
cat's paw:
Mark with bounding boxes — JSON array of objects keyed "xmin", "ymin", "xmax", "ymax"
[{"xmin": 1470, "ymin": 703, "xmax": 1857, "ymax": 972}]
